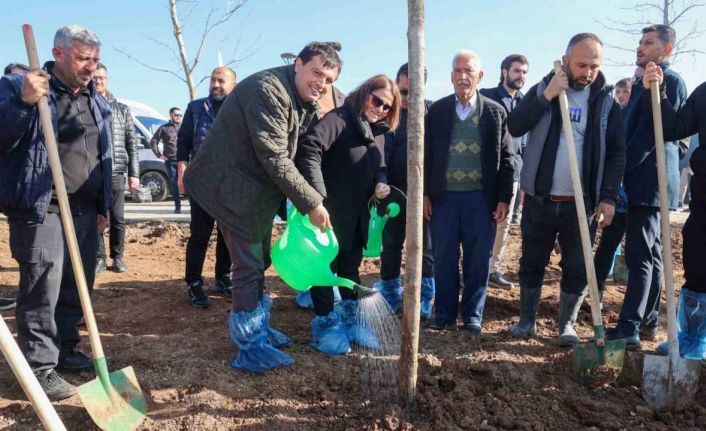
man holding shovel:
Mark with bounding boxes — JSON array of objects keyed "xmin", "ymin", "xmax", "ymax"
[
  {"xmin": 644, "ymin": 65, "xmax": 706, "ymax": 360},
  {"xmin": 507, "ymin": 33, "xmax": 626, "ymax": 347},
  {"xmin": 607, "ymin": 25, "xmax": 687, "ymax": 347},
  {"xmin": 0, "ymin": 25, "xmax": 112, "ymax": 400}
]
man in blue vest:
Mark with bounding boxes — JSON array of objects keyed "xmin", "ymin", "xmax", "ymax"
[{"xmin": 176, "ymin": 67, "xmax": 237, "ymax": 308}]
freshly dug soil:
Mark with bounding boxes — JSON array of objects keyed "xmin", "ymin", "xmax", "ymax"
[{"xmin": 1, "ymin": 220, "xmax": 704, "ymax": 430}]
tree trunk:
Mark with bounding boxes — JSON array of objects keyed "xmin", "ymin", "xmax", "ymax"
[
  {"xmin": 399, "ymin": 0, "xmax": 425, "ymax": 408},
  {"xmin": 663, "ymin": 0, "xmax": 669, "ymax": 25},
  {"xmin": 169, "ymin": 0, "xmax": 197, "ymax": 100}
]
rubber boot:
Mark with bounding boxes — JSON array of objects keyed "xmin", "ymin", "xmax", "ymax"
[
  {"xmin": 310, "ymin": 313, "xmax": 351, "ymax": 356},
  {"xmin": 677, "ymin": 287, "xmax": 706, "ymax": 360},
  {"xmin": 509, "ymin": 288, "xmax": 541, "ymax": 338},
  {"xmin": 421, "ymin": 277, "xmax": 436, "ymax": 319},
  {"xmin": 557, "ymin": 291, "xmax": 585, "ymax": 347},
  {"xmin": 336, "ymin": 299, "xmax": 380, "ymax": 349},
  {"xmin": 228, "ymin": 304, "xmax": 294, "ymax": 372},
  {"xmin": 260, "ymin": 294, "xmax": 292, "ymax": 348},
  {"xmin": 373, "ymin": 278, "xmax": 403, "ymax": 313}
]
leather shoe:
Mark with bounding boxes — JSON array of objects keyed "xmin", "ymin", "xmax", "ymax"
[
  {"xmin": 426, "ymin": 320, "xmax": 456, "ymax": 331},
  {"xmin": 57, "ymin": 349, "xmax": 94, "ymax": 373}
]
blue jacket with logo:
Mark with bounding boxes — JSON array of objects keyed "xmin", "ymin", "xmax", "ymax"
[{"xmin": 0, "ymin": 64, "xmax": 113, "ymax": 222}]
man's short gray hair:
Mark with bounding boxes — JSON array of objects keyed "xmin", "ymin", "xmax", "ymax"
[
  {"xmin": 53, "ymin": 25, "xmax": 101, "ymax": 49},
  {"xmin": 452, "ymin": 49, "xmax": 482, "ymax": 70}
]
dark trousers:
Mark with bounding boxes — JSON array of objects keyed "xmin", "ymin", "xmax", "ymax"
[
  {"xmin": 310, "ymin": 226, "xmax": 362, "ymax": 316},
  {"xmin": 618, "ymin": 206, "xmax": 663, "ymax": 335},
  {"xmin": 683, "ymin": 209, "xmax": 706, "ymax": 294},
  {"xmin": 165, "ymin": 160, "xmax": 181, "ymax": 210},
  {"xmin": 97, "ymin": 174, "xmax": 126, "ymax": 260},
  {"xmin": 9, "ymin": 201, "xmax": 98, "ymax": 371},
  {"xmin": 593, "ymin": 211, "xmax": 627, "ymax": 292},
  {"xmin": 431, "ymin": 191, "xmax": 495, "ymax": 326},
  {"xmin": 380, "ymin": 203, "xmax": 434, "ymax": 280},
  {"xmin": 185, "ymin": 198, "xmax": 230, "ymax": 283},
  {"xmin": 220, "ymin": 224, "xmax": 273, "ymax": 312},
  {"xmin": 519, "ymin": 197, "xmax": 595, "ymax": 296}
]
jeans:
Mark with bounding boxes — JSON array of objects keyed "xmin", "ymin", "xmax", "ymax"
[
  {"xmin": 593, "ymin": 211, "xmax": 627, "ymax": 293},
  {"xmin": 519, "ymin": 196, "xmax": 595, "ymax": 296},
  {"xmin": 165, "ymin": 160, "xmax": 181, "ymax": 210},
  {"xmin": 184, "ymin": 198, "xmax": 231, "ymax": 283},
  {"xmin": 97, "ymin": 174, "xmax": 126, "ymax": 260},
  {"xmin": 431, "ymin": 191, "xmax": 495, "ymax": 326}
]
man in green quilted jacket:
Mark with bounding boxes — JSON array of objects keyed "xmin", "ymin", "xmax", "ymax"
[{"xmin": 184, "ymin": 42, "xmax": 340, "ymax": 372}]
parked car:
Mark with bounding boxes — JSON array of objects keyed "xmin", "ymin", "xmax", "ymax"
[{"xmin": 120, "ymin": 99, "xmax": 171, "ymax": 201}]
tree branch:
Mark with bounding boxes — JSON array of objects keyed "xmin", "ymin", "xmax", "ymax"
[{"xmin": 113, "ymin": 46, "xmax": 187, "ymax": 83}]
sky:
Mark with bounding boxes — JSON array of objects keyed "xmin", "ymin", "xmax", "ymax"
[{"xmin": 1, "ymin": 0, "xmax": 704, "ymax": 116}]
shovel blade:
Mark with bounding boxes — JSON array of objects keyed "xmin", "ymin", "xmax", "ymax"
[
  {"xmin": 574, "ymin": 339, "xmax": 626, "ymax": 384},
  {"xmin": 642, "ymin": 353, "xmax": 700, "ymax": 411},
  {"xmin": 77, "ymin": 365, "xmax": 146, "ymax": 431}
]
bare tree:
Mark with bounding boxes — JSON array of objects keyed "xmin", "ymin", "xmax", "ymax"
[
  {"xmin": 597, "ymin": 0, "xmax": 705, "ymax": 64},
  {"xmin": 116, "ymin": 0, "xmax": 256, "ymax": 101},
  {"xmin": 399, "ymin": 0, "xmax": 425, "ymax": 409}
]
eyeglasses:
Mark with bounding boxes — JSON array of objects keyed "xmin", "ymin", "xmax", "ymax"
[
  {"xmin": 172, "ymin": 113, "xmax": 182, "ymax": 117},
  {"xmin": 92, "ymin": 76, "xmax": 108, "ymax": 81},
  {"xmin": 399, "ymin": 89, "xmax": 409, "ymax": 97},
  {"xmin": 370, "ymin": 93, "xmax": 392, "ymax": 112}
]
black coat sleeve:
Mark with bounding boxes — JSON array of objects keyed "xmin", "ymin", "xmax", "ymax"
[
  {"xmin": 123, "ymin": 106, "xmax": 140, "ymax": 178},
  {"xmin": 497, "ymin": 109, "xmax": 516, "ymax": 204},
  {"xmin": 150, "ymin": 125, "xmax": 162, "ymax": 158},
  {"xmin": 295, "ymin": 112, "xmax": 345, "ymax": 199},
  {"xmin": 660, "ymin": 83, "xmax": 703, "ymax": 141},
  {"xmin": 599, "ymin": 101, "xmax": 626, "ymax": 205},
  {"xmin": 374, "ymin": 134, "xmax": 387, "ymax": 186},
  {"xmin": 507, "ymin": 82, "xmax": 551, "ymax": 137},
  {"xmin": 177, "ymin": 104, "xmax": 194, "ymax": 162}
]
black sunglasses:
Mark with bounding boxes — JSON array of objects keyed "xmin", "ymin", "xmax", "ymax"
[
  {"xmin": 370, "ymin": 93, "xmax": 392, "ymax": 112},
  {"xmin": 173, "ymin": 113, "xmax": 182, "ymax": 117},
  {"xmin": 399, "ymin": 89, "xmax": 409, "ymax": 96}
]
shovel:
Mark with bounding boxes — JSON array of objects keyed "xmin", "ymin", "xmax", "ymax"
[
  {"xmin": 550, "ymin": 62, "xmax": 626, "ymax": 383},
  {"xmin": 22, "ymin": 24, "xmax": 147, "ymax": 430},
  {"xmin": 0, "ymin": 315, "xmax": 67, "ymax": 431},
  {"xmin": 641, "ymin": 83, "xmax": 700, "ymax": 411}
]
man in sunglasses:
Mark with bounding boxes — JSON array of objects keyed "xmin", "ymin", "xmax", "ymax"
[
  {"xmin": 374, "ymin": 63, "xmax": 436, "ymax": 318},
  {"xmin": 424, "ymin": 50, "xmax": 515, "ymax": 335},
  {"xmin": 151, "ymin": 107, "xmax": 183, "ymax": 214}
]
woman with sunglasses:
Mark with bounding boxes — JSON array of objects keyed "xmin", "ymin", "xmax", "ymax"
[{"xmin": 296, "ymin": 74, "xmax": 401, "ymax": 355}]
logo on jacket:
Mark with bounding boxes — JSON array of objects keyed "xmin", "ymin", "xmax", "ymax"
[{"xmin": 569, "ymin": 107, "xmax": 582, "ymax": 123}]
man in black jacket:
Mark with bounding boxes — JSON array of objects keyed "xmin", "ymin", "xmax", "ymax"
[
  {"xmin": 177, "ymin": 67, "xmax": 236, "ymax": 308},
  {"xmin": 424, "ymin": 50, "xmax": 515, "ymax": 335},
  {"xmin": 151, "ymin": 107, "xmax": 182, "ymax": 213},
  {"xmin": 374, "ymin": 63, "xmax": 435, "ymax": 318},
  {"xmin": 93, "ymin": 63, "xmax": 140, "ymax": 273},
  {"xmin": 507, "ymin": 33, "xmax": 626, "ymax": 347},
  {"xmin": 480, "ymin": 54, "xmax": 529, "ymax": 290}
]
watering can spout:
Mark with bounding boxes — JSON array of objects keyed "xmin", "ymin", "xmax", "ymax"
[{"xmin": 354, "ymin": 283, "xmax": 378, "ymax": 298}]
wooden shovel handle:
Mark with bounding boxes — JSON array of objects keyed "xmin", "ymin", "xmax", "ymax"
[
  {"xmin": 22, "ymin": 24, "xmax": 105, "ymax": 361},
  {"xmin": 649, "ymin": 84, "xmax": 679, "ymax": 361},
  {"xmin": 552, "ymin": 61, "xmax": 605, "ymax": 343},
  {"xmin": 0, "ymin": 316, "xmax": 67, "ymax": 430}
]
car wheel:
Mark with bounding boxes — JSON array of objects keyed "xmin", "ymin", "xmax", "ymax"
[{"xmin": 140, "ymin": 170, "xmax": 169, "ymax": 202}]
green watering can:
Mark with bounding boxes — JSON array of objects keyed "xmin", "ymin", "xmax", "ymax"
[
  {"xmin": 271, "ymin": 206, "xmax": 377, "ymax": 297},
  {"xmin": 363, "ymin": 201, "xmax": 401, "ymax": 258}
]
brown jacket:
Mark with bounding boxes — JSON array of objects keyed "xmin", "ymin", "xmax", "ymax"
[{"xmin": 184, "ymin": 65, "xmax": 323, "ymax": 242}]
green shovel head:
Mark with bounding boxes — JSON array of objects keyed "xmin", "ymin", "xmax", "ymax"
[
  {"xmin": 77, "ymin": 358, "xmax": 146, "ymax": 431},
  {"xmin": 574, "ymin": 327, "xmax": 626, "ymax": 385}
]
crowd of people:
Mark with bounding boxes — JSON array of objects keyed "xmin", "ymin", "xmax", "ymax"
[{"xmin": 0, "ymin": 22, "xmax": 704, "ymax": 403}]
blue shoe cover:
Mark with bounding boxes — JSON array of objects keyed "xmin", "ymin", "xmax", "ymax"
[
  {"xmin": 373, "ymin": 278, "xmax": 402, "ymax": 313},
  {"xmin": 677, "ymin": 288, "xmax": 706, "ymax": 360},
  {"xmin": 260, "ymin": 294, "xmax": 293, "ymax": 348},
  {"xmin": 295, "ymin": 290, "xmax": 314, "ymax": 309},
  {"xmin": 421, "ymin": 277, "xmax": 436, "ymax": 319},
  {"xmin": 310, "ymin": 313, "xmax": 351, "ymax": 356},
  {"xmin": 336, "ymin": 300, "xmax": 380, "ymax": 349},
  {"xmin": 228, "ymin": 304, "xmax": 294, "ymax": 372}
]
